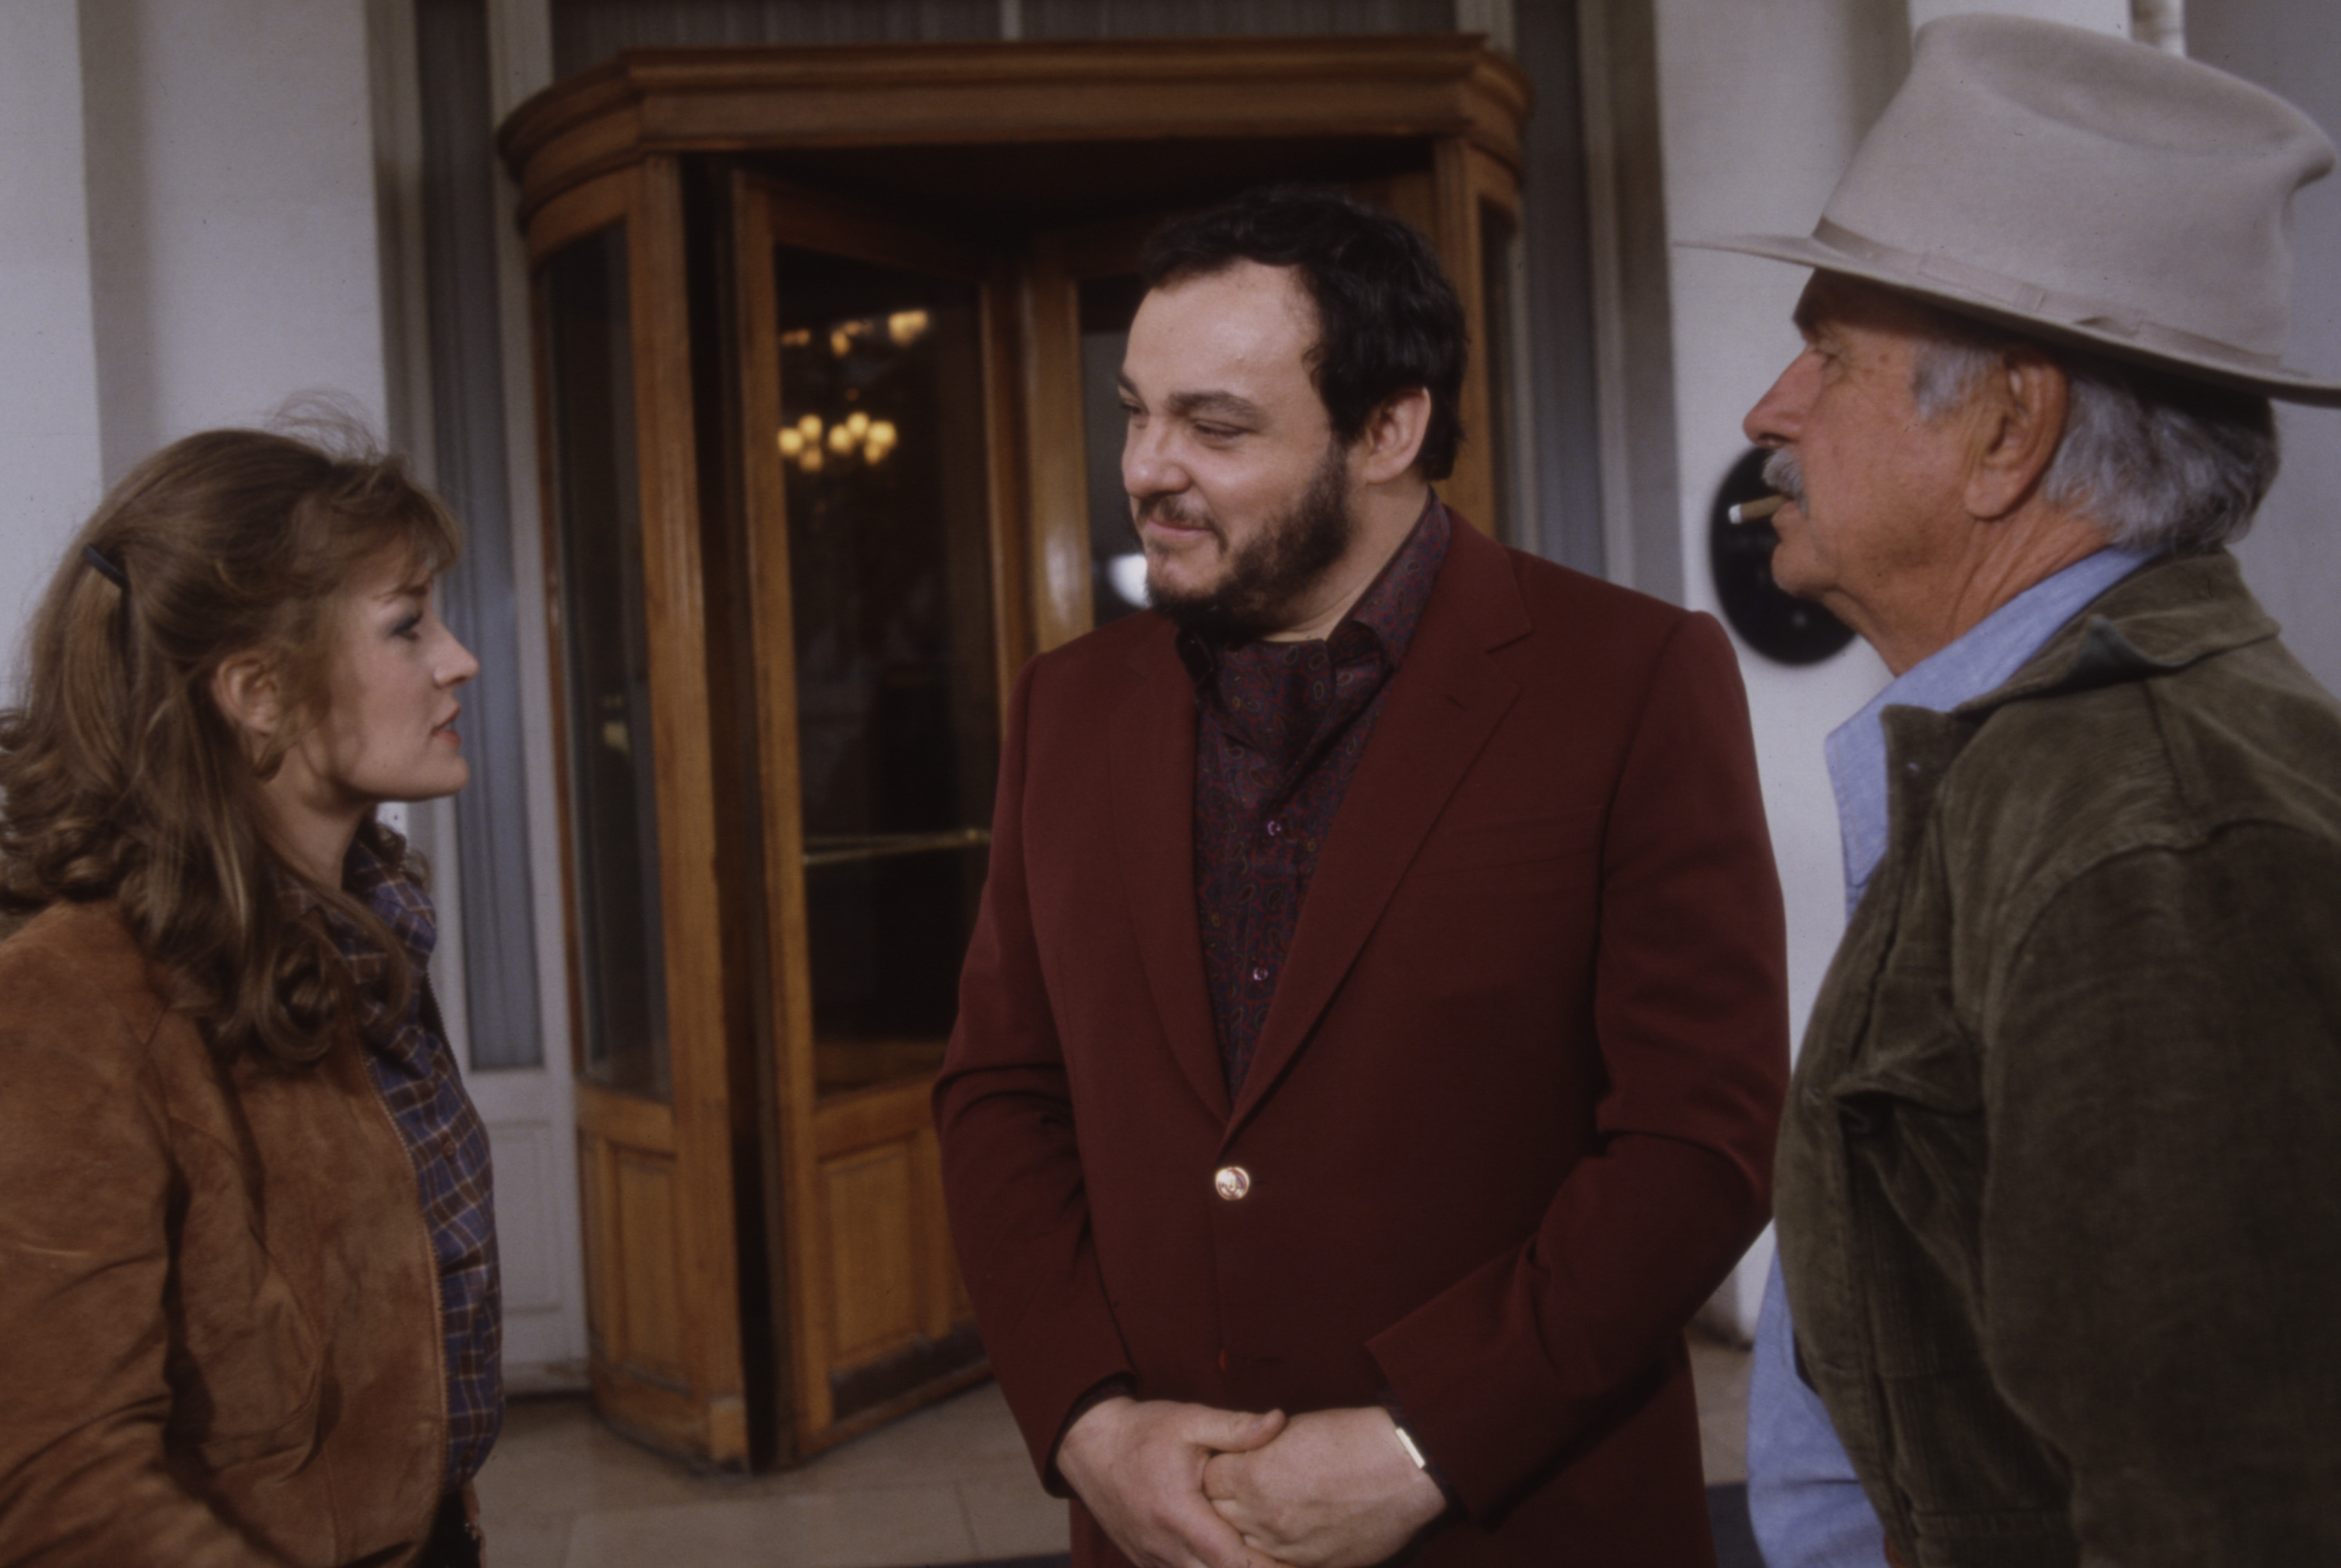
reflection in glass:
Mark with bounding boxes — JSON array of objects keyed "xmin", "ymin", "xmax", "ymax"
[
  {"xmin": 542, "ymin": 226, "xmax": 670, "ymax": 1098},
  {"xmin": 1078, "ymin": 274, "xmax": 1147, "ymax": 627},
  {"xmin": 774, "ymin": 246, "xmax": 997, "ymax": 1100}
]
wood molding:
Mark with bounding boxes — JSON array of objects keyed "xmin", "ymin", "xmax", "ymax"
[
  {"xmin": 1020, "ymin": 230, "xmax": 1093, "ymax": 654},
  {"xmin": 501, "ymin": 36, "xmax": 1531, "ymax": 222},
  {"xmin": 631, "ymin": 153, "xmax": 750, "ymax": 1464}
]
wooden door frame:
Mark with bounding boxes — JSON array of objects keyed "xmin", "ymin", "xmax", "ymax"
[
  {"xmin": 527, "ymin": 160, "xmax": 750, "ymax": 1464},
  {"xmin": 732, "ymin": 171, "xmax": 1003, "ymax": 1457}
]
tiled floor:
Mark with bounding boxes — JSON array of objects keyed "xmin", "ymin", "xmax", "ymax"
[{"xmin": 477, "ymin": 1332, "xmax": 1754, "ymax": 1568}]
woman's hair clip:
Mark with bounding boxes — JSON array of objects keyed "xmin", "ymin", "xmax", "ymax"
[{"xmin": 83, "ymin": 543, "xmax": 131, "ymax": 591}]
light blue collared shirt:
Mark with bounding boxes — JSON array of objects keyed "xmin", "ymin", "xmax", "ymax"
[{"xmin": 1747, "ymin": 546, "xmax": 2152, "ymax": 1568}]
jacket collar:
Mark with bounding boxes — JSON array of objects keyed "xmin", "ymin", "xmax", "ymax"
[{"xmin": 1953, "ymin": 550, "xmax": 2278, "ymax": 718}]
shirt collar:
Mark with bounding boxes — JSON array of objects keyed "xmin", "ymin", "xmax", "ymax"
[
  {"xmin": 1176, "ymin": 493, "xmax": 1451, "ymax": 685},
  {"xmin": 1824, "ymin": 546, "xmax": 2153, "ymax": 917}
]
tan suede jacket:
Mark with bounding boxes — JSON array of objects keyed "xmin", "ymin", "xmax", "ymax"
[{"xmin": 0, "ymin": 900, "xmax": 449, "ymax": 1566}]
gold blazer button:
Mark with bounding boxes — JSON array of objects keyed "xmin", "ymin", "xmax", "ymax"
[{"xmin": 1213, "ymin": 1165, "xmax": 1252, "ymax": 1201}]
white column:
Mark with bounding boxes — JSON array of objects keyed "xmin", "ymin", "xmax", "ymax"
[
  {"xmin": 0, "ymin": 6, "xmax": 105, "ymax": 686},
  {"xmin": 1654, "ymin": 0, "xmax": 1913, "ymax": 1337}
]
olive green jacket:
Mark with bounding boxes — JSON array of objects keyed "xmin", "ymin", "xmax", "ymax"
[{"xmin": 1776, "ymin": 552, "xmax": 2341, "ymax": 1567}]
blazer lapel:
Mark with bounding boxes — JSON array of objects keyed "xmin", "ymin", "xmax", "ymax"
[
  {"xmin": 1225, "ymin": 524, "xmax": 1529, "ymax": 1134},
  {"xmin": 1109, "ymin": 636, "xmax": 1232, "ymax": 1122}
]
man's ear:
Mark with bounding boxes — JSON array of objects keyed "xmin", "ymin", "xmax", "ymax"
[
  {"xmin": 1965, "ymin": 347, "xmax": 2068, "ymax": 522},
  {"xmin": 209, "ymin": 651, "xmax": 283, "ymax": 749},
  {"xmin": 1354, "ymin": 388, "xmax": 1433, "ymax": 486}
]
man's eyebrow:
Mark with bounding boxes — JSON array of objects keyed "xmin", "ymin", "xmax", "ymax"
[{"xmin": 1163, "ymin": 390, "xmax": 1266, "ymax": 423}]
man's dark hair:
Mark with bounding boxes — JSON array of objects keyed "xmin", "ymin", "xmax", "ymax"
[{"xmin": 1139, "ymin": 187, "xmax": 1469, "ymax": 481}]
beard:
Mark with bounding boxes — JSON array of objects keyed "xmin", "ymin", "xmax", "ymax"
[{"xmin": 1141, "ymin": 441, "xmax": 1355, "ymax": 642}]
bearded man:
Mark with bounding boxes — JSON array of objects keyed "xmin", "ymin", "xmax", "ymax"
[
  {"xmin": 1703, "ymin": 16, "xmax": 2341, "ymax": 1567},
  {"xmin": 935, "ymin": 186, "xmax": 1790, "ymax": 1568}
]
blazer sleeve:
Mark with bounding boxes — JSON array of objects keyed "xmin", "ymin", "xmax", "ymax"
[
  {"xmin": 0, "ymin": 981, "xmax": 294, "ymax": 1567},
  {"xmin": 1367, "ymin": 611, "xmax": 1792, "ymax": 1518},
  {"xmin": 933, "ymin": 656, "xmax": 1135, "ymax": 1486}
]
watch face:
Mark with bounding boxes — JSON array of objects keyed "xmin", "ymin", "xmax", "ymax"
[{"xmin": 1708, "ymin": 445, "xmax": 1856, "ymax": 666}]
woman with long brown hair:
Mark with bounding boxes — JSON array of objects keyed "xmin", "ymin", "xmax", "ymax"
[{"xmin": 0, "ymin": 424, "xmax": 499, "ymax": 1566}]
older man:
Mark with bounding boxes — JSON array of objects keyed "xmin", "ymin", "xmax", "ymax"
[
  {"xmin": 937, "ymin": 188, "xmax": 1788, "ymax": 1568},
  {"xmin": 1700, "ymin": 15, "xmax": 2341, "ymax": 1567}
]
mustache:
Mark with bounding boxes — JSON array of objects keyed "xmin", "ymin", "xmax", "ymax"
[
  {"xmin": 1135, "ymin": 493, "xmax": 1223, "ymax": 540},
  {"xmin": 1761, "ymin": 448, "xmax": 1806, "ymax": 508}
]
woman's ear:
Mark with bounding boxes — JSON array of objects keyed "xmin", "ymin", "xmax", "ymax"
[{"xmin": 209, "ymin": 651, "xmax": 283, "ymax": 749}]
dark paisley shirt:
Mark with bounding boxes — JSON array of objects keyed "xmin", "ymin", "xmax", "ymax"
[{"xmin": 1181, "ymin": 498, "xmax": 1451, "ymax": 1094}]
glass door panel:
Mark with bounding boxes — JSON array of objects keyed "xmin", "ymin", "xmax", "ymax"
[
  {"xmin": 542, "ymin": 223, "xmax": 669, "ymax": 1099},
  {"xmin": 772, "ymin": 245, "xmax": 1000, "ymax": 1101}
]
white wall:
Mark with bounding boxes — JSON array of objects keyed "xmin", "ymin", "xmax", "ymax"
[
  {"xmin": 81, "ymin": 0, "xmax": 388, "ymax": 483},
  {"xmin": 0, "ymin": 8, "xmax": 106, "ymax": 686},
  {"xmin": 1654, "ymin": 0, "xmax": 1912, "ymax": 1335},
  {"xmin": 2192, "ymin": 1, "xmax": 2341, "ymax": 695},
  {"xmin": 0, "ymin": 0, "xmax": 390, "ymax": 698}
]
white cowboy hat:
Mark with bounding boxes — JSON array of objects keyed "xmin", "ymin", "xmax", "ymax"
[{"xmin": 1688, "ymin": 12, "xmax": 2341, "ymax": 405}]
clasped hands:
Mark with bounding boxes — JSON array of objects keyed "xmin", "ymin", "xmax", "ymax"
[{"xmin": 1056, "ymin": 1395, "xmax": 1448, "ymax": 1568}]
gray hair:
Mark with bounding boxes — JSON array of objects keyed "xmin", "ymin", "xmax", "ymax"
[{"xmin": 1909, "ymin": 315, "xmax": 2280, "ymax": 554}]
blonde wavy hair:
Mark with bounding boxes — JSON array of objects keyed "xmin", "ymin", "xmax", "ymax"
[{"xmin": 0, "ymin": 423, "xmax": 461, "ymax": 1066}]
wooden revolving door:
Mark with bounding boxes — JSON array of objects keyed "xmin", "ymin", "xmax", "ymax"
[{"xmin": 502, "ymin": 35, "xmax": 1531, "ymax": 1468}]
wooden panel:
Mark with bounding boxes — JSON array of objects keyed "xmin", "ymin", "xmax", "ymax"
[
  {"xmin": 752, "ymin": 176, "xmax": 991, "ymax": 281},
  {"xmin": 821, "ymin": 1142, "xmax": 922, "ymax": 1364},
  {"xmin": 629, "ymin": 153, "xmax": 749, "ymax": 1464},
  {"xmin": 812, "ymin": 1076, "xmax": 936, "ymax": 1162},
  {"xmin": 734, "ymin": 170, "xmax": 832, "ymax": 1449},
  {"xmin": 910, "ymin": 1125, "xmax": 957, "ymax": 1341},
  {"xmin": 576, "ymin": 1128, "xmax": 617, "ymax": 1361},
  {"xmin": 1465, "ymin": 144, "xmax": 1526, "ymax": 547},
  {"xmin": 528, "ymin": 170, "xmax": 638, "ymax": 267},
  {"xmin": 612, "ymin": 1148, "xmax": 690, "ymax": 1381},
  {"xmin": 1432, "ymin": 139, "xmax": 1496, "ymax": 537},
  {"xmin": 1361, "ymin": 170, "xmax": 1439, "ymax": 247},
  {"xmin": 500, "ymin": 38, "xmax": 1533, "ymax": 218},
  {"xmin": 531, "ymin": 155, "xmax": 749, "ymax": 1465},
  {"xmin": 1022, "ymin": 231, "xmax": 1093, "ymax": 653},
  {"xmin": 576, "ymin": 1077, "xmax": 680, "ymax": 1152},
  {"xmin": 982, "ymin": 258, "xmax": 1033, "ymax": 714}
]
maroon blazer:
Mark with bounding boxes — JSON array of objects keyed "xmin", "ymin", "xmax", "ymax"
[{"xmin": 935, "ymin": 520, "xmax": 1789, "ymax": 1565}]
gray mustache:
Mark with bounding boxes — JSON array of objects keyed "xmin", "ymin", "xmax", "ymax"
[{"xmin": 1761, "ymin": 448, "xmax": 1806, "ymax": 507}]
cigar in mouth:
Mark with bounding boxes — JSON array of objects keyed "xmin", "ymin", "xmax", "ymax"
[{"xmin": 1727, "ymin": 494, "xmax": 1788, "ymax": 526}]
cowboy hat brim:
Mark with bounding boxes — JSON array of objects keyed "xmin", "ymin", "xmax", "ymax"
[{"xmin": 1685, "ymin": 230, "xmax": 2341, "ymax": 408}]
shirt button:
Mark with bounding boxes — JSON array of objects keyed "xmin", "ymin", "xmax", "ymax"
[
  {"xmin": 1214, "ymin": 1165, "xmax": 1252, "ymax": 1201},
  {"xmin": 1264, "ymin": 819, "xmax": 1282, "ymax": 837},
  {"xmin": 1250, "ymin": 966, "xmax": 1270, "ymax": 983}
]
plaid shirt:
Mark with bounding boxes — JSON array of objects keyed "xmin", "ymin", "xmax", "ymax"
[
  {"xmin": 313, "ymin": 833, "xmax": 503, "ymax": 1488},
  {"xmin": 1181, "ymin": 498, "xmax": 1451, "ymax": 1092}
]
